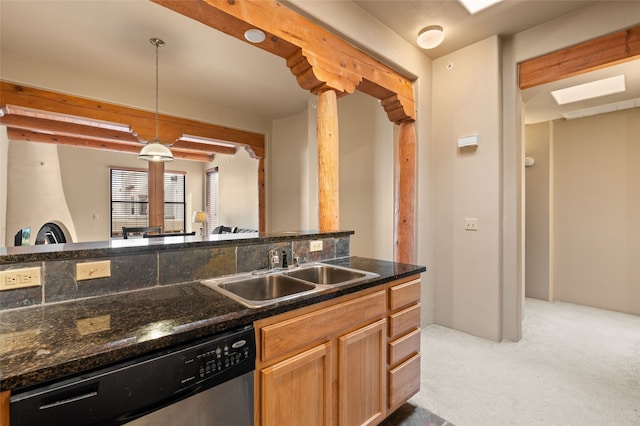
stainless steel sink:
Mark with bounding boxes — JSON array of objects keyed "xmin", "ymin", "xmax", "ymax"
[
  {"xmin": 220, "ymin": 275, "xmax": 316, "ymax": 301},
  {"xmin": 284, "ymin": 263, "xmax": 378, "ymax": 285},
  {"xmin": 202, "ymin": 273, "xmax": 320, "ymax": 308},
  {"xmin": 202, "ymin": 263, "xmax": 378, "ymax": 308}
]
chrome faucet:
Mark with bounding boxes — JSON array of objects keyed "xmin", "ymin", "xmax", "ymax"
[{"xmin": 268, "ymin": 249, "xmax": 280, "ymax": 269}]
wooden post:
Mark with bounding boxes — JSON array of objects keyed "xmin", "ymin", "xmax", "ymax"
[
  {"xmin": 395, "ymin": 121, "xmax": 416, "ymax": 264},
  {"xmin": 317, "ymin": 90, "xmax": 340, "ymax": 231},
  {"xmin": 148, "ymin": 161, "xmax": 165, "ymax": 231}
]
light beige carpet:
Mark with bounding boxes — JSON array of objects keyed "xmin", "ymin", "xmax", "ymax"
[{"xmin": 410, "ymin": 298, "xmax": 640, "ymax": 426}]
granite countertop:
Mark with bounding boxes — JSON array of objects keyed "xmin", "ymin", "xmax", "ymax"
[{"xmin": 0, "ymin": 257, "xmax": 425, "ymax": 392}]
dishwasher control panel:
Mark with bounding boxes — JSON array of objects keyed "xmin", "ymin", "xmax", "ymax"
[{"xmin": 175, "ymin": 328, "xmax": 254, "ymax": 391}]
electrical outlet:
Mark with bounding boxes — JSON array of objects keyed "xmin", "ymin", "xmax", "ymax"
[
  {"xmin": 310, "ymin": 240, "xmax": 323, "ymax": 252},
  {"xmin": 0, "ymin": 267, "xmax": 41, "ymax": 291},
  {"xmin": 76, "ymin": 261, "xmax": 111, "ymax": 281},
  {"xmin": 464, "ymin": 218, "xmax": 478, "ymax": 231}
]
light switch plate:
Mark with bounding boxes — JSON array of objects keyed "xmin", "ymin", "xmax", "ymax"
[
  {"xmin": 76, "ymin": 261, "xmax": 111, "ymax": 281},
  {"xmin": 464, "ymin": 218, "xmax": 478, "ymax": 231},
  {"xmin": 310, "ymin": 240, "xmax": 323, "ymax": 252}
]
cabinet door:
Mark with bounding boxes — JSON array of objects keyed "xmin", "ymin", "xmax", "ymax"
[
  {"xmin": 338, "ymin": 319, "xmax": 386, "ymax": 426},
  {"xmin": 261, "ymin": 342, "xmax": 331, "ymax": 426}
]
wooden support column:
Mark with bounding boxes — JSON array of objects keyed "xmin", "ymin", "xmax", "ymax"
[
  {"xmin": 394, "ymin": 121, "xmax": 416, "ymax": 264},
  {"xmin": 317, "ymin": 89, "xmax": 340, "ymax": 231},
  {"xmin": 148, "ymin": 161, "xmax": 165, "ymax": 230}
]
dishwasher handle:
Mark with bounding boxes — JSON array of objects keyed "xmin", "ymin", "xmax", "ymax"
[{"xmin": 39, "ymin": 383, "xmax": 99, "ymax": 410}]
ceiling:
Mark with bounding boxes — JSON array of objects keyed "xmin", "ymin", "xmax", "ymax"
[{"xmin": 0, "ymin": 0, "xmax": 637, "ymax": 125}]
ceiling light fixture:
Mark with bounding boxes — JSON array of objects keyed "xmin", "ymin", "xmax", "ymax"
[
  {"xmin": 244, "ymin": 28, "xmax": 266, "ymax": 43},
  {"xmin": 551, "ymin": 75, "xmax": 626, "ymax": 105},
  {"xmin": 458, "ymin": 0, "xmax": 503, "ymax": 14},
  {"xmin": 139, "ymin": 37, "xmax": 174, "ymax": 162},
  {"xmin": 417, "ymin": 25, "xmax": 444, "ymax": 49}
]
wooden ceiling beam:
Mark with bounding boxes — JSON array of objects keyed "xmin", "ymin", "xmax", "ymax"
[
  {"xmin": 0, "ymin": 114, "xmax": 140, "ymax": 144},
  {"xmin": 152, "ymin": 0, "xmax": 416, "ymax": 123},
  {"xmin": 519, "ymin": 25, "xmax": 640, "ymax": 90},
  {"xmin": 1, "ymin": 81, "xmax": 265, "ymax": 159},
  {"xmin": 6, "ymin": 128, "xmax": 214, "ymax": 162}
]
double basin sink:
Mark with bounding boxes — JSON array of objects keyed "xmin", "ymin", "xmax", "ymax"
[{"xmin": 201, "ymin": 263, "xmax": 379, "ymax": 308}]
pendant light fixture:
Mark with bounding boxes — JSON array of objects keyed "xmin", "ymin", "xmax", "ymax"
[{"xmin": 139, "ymin": 37, "xmax": 174, "ymax": 162}]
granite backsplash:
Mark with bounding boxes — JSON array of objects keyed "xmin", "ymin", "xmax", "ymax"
[{"xmin": 0, "ymin": 232, "xmax": 352, "ymax": 311}]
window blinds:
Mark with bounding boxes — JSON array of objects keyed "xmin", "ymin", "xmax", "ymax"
[{"xmin": 110, "ymin": 168, "xmax": 185, "ymax": 237}]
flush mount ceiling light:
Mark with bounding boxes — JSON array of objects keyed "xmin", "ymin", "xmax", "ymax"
[
  {"xmin": 244, "ymin": 28, "xmax": 266, "ymax": 43},
  {"xmin": 417, "ymin": 25, "xmax": 444, "ymax": 49},
  {"xmin": 551, "ymin": 75, "xmax": 626, "ymax": 105},
  {"xmin": 458, "ymin": 0, "xmax": 503, "ymax": 14},
  {"xmin": 139, "ymin": 37, "xmax": 174, "ymax": 162}
]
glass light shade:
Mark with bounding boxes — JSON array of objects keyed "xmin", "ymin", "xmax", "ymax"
[
  {"xmin": 417, "ymin": 26, "xmax": 444, "ymax": 49},
  {"xmin": 192, "ymin": 211, "xmax": 207, "ymax": 223},
  {"xmin": 138, "ymin": 140, "xmax": 174, "ymax": 162}
]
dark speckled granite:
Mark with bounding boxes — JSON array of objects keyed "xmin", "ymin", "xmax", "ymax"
[
  {"xmin": 0, "ymin": 257, "xmax": 425, "ymax": 392},
  {"xmin": 158, "ymin": 246, "xmax": 237, "ymax": 284},
  {"xmin": 45, "ymin": 254, "xmax": 158, "ymax": 302}
]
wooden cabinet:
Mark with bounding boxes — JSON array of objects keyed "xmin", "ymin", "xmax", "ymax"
[
  {"xmin": 386, "ymin": 277, "xmax": 421, "ymax": 413},
  {"xmin": 255, "ymin": 274, "xmax": 422, "ymax": 426},
  {"xmin": 255, "ymin": 289, "xmax": 387, "ymax": 426},
  {"xmin": 338, "ymin": 319, "xmax": 386, "ymax": 426},
  {"xmin": 261, "ymin": 342, "xmax": 332, "ymax": 426}
]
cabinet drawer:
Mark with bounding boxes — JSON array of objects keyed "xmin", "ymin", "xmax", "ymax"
[
  {"xmin": 388, "ymin": 327, "xmax": 420, "ymax": 366},
  {"xmin": 388, "ymin": 279, "xmax": 420, "ymax": 311},
  {"xmin": 388, "ymin": 303, "xmax": 420, "ymax": 339},
  {"xmin": 261, "ymin": 290, "xmax": 386, "ymax": 361},
  {"xmin": 388, "ymin": 353, "xmax": 421, "ymax": 411}
]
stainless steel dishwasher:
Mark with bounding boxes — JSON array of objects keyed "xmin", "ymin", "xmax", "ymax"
[{"xmin": 10, "ymin": 325, "xmax": 255, "ymax": 426}]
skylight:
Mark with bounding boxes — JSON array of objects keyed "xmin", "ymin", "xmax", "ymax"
[
  {"xmin": 458, "ymin": 0, "xmax": 503, "ymax": 14},
  {"xmin": 551, "ymin": 75, "xmax": 626, "ymax": 105}
]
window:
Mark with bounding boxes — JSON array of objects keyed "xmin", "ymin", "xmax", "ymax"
[
  {"xmin": 110, "ymin": 168, "xmax": 186, "ymax": 237},
  {"xmin": 205, "ymin": 168, "xmax": 219, "ymax": 235}
]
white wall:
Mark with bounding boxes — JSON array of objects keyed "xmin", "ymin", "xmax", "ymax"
[
  {"xmin": 553, "ymin": 109, "xmax": 640, "ymax": 314},
  {"xmin": 524, "ymin": 122, "xmax": 553, "ymax": 301},
  {"xmin": 338, "ymin": 92, "xmax": 394, "ymax": 261},
  {"xmin": 271, "ymin": 108, "xmax": 312, "ymax": 232},
  {"xmin": 210, "ymin": 148, "xmax": 259, "ymax": 230},
  {"xmin": 5, "ymin": 140, "xmax": 78, "ymax": 245},
  {"xmin": 432, "ymin": 36, "xmax": 503, "ymax": 341},
  {"xmin": 0, "ymin": 128, "xmax": 8, "ymax": 244}
]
